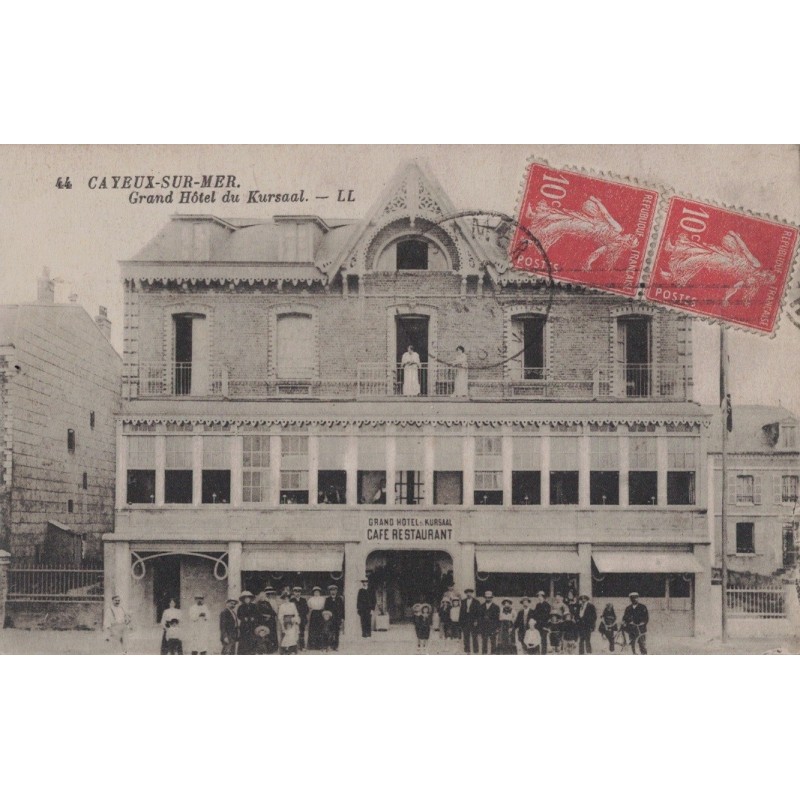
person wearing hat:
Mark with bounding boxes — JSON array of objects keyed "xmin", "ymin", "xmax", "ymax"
[
  {"xmin": 458, "ymin": 588, "xmax": 481, "ymax": 654},
  {"xmin": 187, "ymin": 594, "xmax": 213, "ymax": 655},
  {"xmin": 622, "ymin": 592, "xmax": 649, "ymax": 654},
  {"xmin": 255, "ymin": 590, "xmax": 279, "ymax": 654},
  {"xmin": 105, "ymin": 594, "xmax": 132, "ymax": 655},
  {"xmin": 357, "ymin": 577, "xmax": 377, "ymax": 638},
  {"xmin": 290, "ymin": 586, "xmax": 309, "ymax": 650},
  {"xmin": 323, "ymin": 584, "xmax": 345, "ymax": 651},
  {"xmin": 497, "ymin": 599, "xmax": 516, "ymax": 654},
  {"xmin": 220, "ymin": 597, "xmax": 239, "ymax": 655},
  {"xmin": 532, "ymin": 591, "xmax": 552, "ymax": 655},
  {"xmin": 236, "ymin": 591, "xmax": 259, "ymax": 655},
  {"xmin": 478, "ymin": 590, "xmax": 500, "ymax": 655},
  {"xmin": 306, "ymin": 586, "xmax": 326, "ymax": 651},
  {"xmin": 514, "ymin": 597, "xmax": 535, "ymax": 650},
  {"xmin": 414, "ymin": 603, "xmax": 433, "ymax": 651},
  {"xmin": 575, "ymin": 593, "xmax": 598, "ymax": 655}
]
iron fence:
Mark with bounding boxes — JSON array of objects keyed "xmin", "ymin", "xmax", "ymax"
[
  {"xmin": 7, "ymin": 561, "xmax": 104, "ymax": 603},
  {"xmin": 726, "ymin": 586, "xmax": 786, "ymax": 618}
]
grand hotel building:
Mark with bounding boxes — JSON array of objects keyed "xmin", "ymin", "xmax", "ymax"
[{"xmin": 108, "ymin": 162, "xmax": 714, "ymax": 641}]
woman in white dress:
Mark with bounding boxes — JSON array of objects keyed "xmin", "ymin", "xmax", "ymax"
[
  {"xmin": 401, "ymin": 345, "xmax": 421, "ymax": 396},
  {"xmin": 187, "ymin": 595, "xmax": 214, "ymax": 654},
  {"xmin": 452, "ymin": 345, "xmax": 468, "ymax": 397}
]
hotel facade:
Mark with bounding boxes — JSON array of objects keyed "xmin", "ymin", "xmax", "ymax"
[{"xmin": 108, "ymin": 162, "xmax": 715, "ymax": 641}]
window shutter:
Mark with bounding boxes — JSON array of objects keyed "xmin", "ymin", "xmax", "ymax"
[
  {"xmin": 753, "ymin": 474, "xmax": 762, "ymax": 505},
  {"xmin": 774, "ymin": 474, "xmax": 783, "ymax": 504},
  {"xmin": 727, "ymin": 474, "xmax": 737, "ymax": 505}
]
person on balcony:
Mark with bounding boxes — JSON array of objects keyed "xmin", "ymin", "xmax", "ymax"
[
  {"xmin": 453, "ymin": 345, "xmax": 469, "ymax": 397},
  {"xmin": 401, "ymin": 345, "xmax": 421, "ymax": 396}
]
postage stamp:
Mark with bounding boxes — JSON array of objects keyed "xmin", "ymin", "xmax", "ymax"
[
  {"xmin": 646, "ymin": 197, "xmax": 799, "ymax": 333},
  {"xmin": 510, "ymin": 163, "xmax": 660, "ymax": 298}
]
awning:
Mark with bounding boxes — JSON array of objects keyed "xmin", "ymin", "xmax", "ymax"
[
  {"xmin": 476, "ymin": 548, "xmax": 581, "ymax": 574},
  {"xmin": 242, "ymin": 547, "xmax": 343, "ymax": 573},
  {"xmin": 592, "ymin": 551, "xmax": 704, "ymax": 574}
]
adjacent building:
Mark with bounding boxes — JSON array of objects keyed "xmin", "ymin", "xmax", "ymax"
[
  {"xmin": 0, "ymin": 274, "xmax": 121, "ymax": 562},
  {"xmin": 707, "ymin": 406, "xmax": 799, "ymax": 577},
  {"xmin": 109, "ymin": 161, "xmax": 715, "ymax": 640}
]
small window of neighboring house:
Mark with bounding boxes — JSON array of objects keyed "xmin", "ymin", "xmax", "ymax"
[
  {"xmin": 731, "ymin": 474, "xmax": 761, "ymax": 505},
  {"xmin": 67, "ymin": 429, "xmax": 76, "ymax": 453},
  {"xmin": 67, "ymin": 499, "xmax": 74, "ymax": 513},
  {"xmin": 777, "ymin": 475, "xmax": 799, "ymax": 505},
  {"xmin": 82, "ymin": 472, "xmax": 88, "ymax": 490},
  {"xmin": 90, "ymin": 411, "xmax": 95, "ymax": 429},
  {"xmin": 735, "ymin": 522, "xmax": 755, "ymax": 555}
]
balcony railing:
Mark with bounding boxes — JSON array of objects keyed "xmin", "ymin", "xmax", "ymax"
[{"xmin": 125, "ymin": 361, "xmax": 689, "ymax": 401}]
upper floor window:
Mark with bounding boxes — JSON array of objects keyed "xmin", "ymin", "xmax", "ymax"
[
  {"xmin": 202, "ymin": 437, "xmax": 230, "ymax": 504},
  {"xmin": 280, "ymin": 435, "xmax": 308, "ymax": 504},
  {"xmin": 590, "ymin": 438, "xmax": 619, "ymax": 505},
  {"xmin": 511, "ymin": 314, "xmax": 546, "ymax": 380},
  {"xmin": 782, "ymin": 425, "xmax": 797, "ymax": 449},
  {"xmin": 243, "ymin": 435, "xmax": 270, "ymax": 504},
  {"xmin": 735, "ymin": 475, "xmax": 755, "ymax": 505},
  {"xmin": 127, "ymin": 436, "xmax": 156, "ymax": 505},
  {"xmin": 173, "ymin": 313, "xmax": 208, "ymax": 396},
  {"xmin": 396, "ymin": 238, "xmax": 428, "ymax": 271},
  {"xmin": 736, "ymin": 522, "xmax": 755, "ymax": 555},
  {"xmin": 475, "ymin": 436, "xmax": 503, "ymax": 505},
  {"xmin": 67, "ymin": 429, "xmax": 76, "ymax": 453},
  {"xmin": 667, "ymin": 437, "xmax": 696, "ymax": 505},
  {"xmin": 616, "ymin": 314, "xmax": 652, "ymax": 397},
  {"xmin": 629, "ymin": 436, "xmax": 658, "ymax": 505},
  {"xmin": 276, "ymin": 313, "xmax": 315, "ymax": 380},
  {"xmin": 779, "ymin": 475, "xmax": 798, "ymax": 504}
]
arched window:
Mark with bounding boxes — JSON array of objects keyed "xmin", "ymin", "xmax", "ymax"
[{"xmin": 396, "ymin": 238, "xmax": 429, "ymax": 271}]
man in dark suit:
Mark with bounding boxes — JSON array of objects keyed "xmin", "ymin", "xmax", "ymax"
[
  {"xmin": 219, "ymin": 597, "xmax": 239, "ymax": 655},
  {"xmin": 576, "ymin": 593, "xmax": 598, "ymax": 655},
  {"xmin": 479, "ymin": 590, "xmax": 500, "ymax": 654},
  {"xmin": 324, "ymin": 584, "xmax": 345, "ymax": 651},
  {"xmin": 622, "ymin": 592, "xmax": 649, "ymax": 655},
  {"xmin": 290, "ymin": 586, "xmax": 309, "ymax": 650},
  {"xmin": 458, "ymin": 588, "xmax": 481, "ymax": 654},
  {"xmin": 356, "ymin": 578, "xmax": 376, "ymax": 638},
  {"xmin": 531, "ymin": 591, "xmax": 552, "ymax": 655},
  {"xmin": 514, "ymin": 596, "xmax": 536, "ymax": 647}
]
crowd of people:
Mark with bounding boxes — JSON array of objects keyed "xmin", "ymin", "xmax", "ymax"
[
  {"xmin": 104, "ymin": 582, "xmax": 649, "ymax": 655},
  {"xmin": 432, "ymin": 587, "xmax": 650, "ymax": 655},
  {"xmin": 156, "ymin": 584, "xmax": 345, "ymax": 655}
]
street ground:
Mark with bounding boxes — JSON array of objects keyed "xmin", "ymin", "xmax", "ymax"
[{"xmin": 1, "ymin": 623, "xmax": 797, "ymax": 655}]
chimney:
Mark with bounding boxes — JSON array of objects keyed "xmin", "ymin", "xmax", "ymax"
[
  {"xmin": 95, "ymin": 306, "xmax": 111, "ymax": 340},
  {"xmin": 37, "ymin": 267, "xmax": 54, "ymax": 303}
]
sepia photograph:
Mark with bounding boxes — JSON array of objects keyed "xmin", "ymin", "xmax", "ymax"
[{"xmin": 1, "ymin": 144, "xmax": 798, "ymax": 657}]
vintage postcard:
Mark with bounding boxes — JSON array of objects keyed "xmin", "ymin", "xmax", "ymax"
[{"xmin": 0, "ymin": 144, "xmax": 798, "ymax": 656}]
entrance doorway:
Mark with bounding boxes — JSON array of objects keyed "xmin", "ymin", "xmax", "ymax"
[
  {"xmin": 396, "ymin": 315, "xmax": 429, "ymax": 395},
  {"xmin": 367, "ymin": 550, "xmax": 453, "ymax": 623},
  {"xmin": 153, "ymin": 555, "xmax": 181, "ymax": 622}
]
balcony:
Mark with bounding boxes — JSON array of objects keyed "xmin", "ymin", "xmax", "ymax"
[{"xmin": 125, "ymin": 361, "xmax": 690, "ymax": 401}]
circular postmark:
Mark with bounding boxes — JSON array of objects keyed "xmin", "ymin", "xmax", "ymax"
[{"xmin": 414, "ymin": 209, "xmax": 557, "ymax": 372}]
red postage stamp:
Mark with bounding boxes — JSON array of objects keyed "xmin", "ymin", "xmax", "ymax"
[
  {"xmin": 510, "ymin": 163, "xmax": 659, "ymax": 297},
  {"xmin": 646, "ymin": 198, "xmax": 798, "ymax": 333}
]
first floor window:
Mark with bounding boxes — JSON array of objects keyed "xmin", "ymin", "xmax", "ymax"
[
  {"xmin": 590, "ymin": 471, "xmax": 619, "ymax": 505},
  {"xmin": 318, "ymin": 470, "xmax": 346, "ymax": 504},
  {"xmin": 736, "ymin": 522, "xmax": 755, "ymax": 554},
  {"xmin": 243, "ymin": 435, "xmax": 270, "ymax": 504},
  {"xmin": 243, "ymin": 469, "xmax": 268, "ymax": 504},
  {"xmin": 396, "ymin": 470, "xmax": 424, "ymax": 505},
  {"xmin": 474, "ymin": 470, "xmax": 502, "ymax": 505},
  {"xmin": 735, "ymin": 475, "xmax": 755, "ymax": 504},
  {"xmin": 550, "ymin": 471, "xmax": 578, "ymax": 505},
  {"xmin": 280, "ymin": 470, "xmax": 308, "ymax": 504},
  {"xmin": 165, "ymin": 470, "xmax": 193, "ymax": 503},
  {"xmin": 358, "ymin": 471, "xmax": 387, "ymax": 504},
  {"xmin": 629, "ymin": 471, "xmax": 658, "ymax": 505},
  {"xmin": 202, "ymin": 470, "xmax": 230, "ymax": 504},
  {"xmin": 127, "ymin": 470, "xmax": 155, "ymax": 504},
  {"xmin": 512, "ymin": 471, "xmax": 541, "ymax": 505},
  {"xmin": 667, "ymin": 471, "xmax": 695, "ymax": 505},
  {"xmin": 434, "ymin": 471, "xmax": 462, "ymax": 505}
]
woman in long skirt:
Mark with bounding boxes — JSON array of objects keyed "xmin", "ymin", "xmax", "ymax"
[
  {"xmin": 306, "ymin": 586, "xmax": 326, "ymax": 650},
  {"xmin": 401, "ymin": 346, "xmax": 421, "ymax": 396},
  {"xmin": 236, "ymin": 591, "xmax": 259, "ymax": 655},
  {"xmin": 497, "ymin": 599, "xmax": 517, "ymax": 654},
  {"xmin": 452, "ymin": 346, "xmax": 469, "ymax": 398}
]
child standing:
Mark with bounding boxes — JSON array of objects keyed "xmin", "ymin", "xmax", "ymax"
[
  {"xmin": 560, "ymin": 612, "xmax": 579, "ymax": 655},
  {"xmin": 523, "ymin": 618, "xmax": 540, "ymax": 654},
  {"xmin": 164, "ymin": 618, "xmax": 183, "ymax": 655},
  {"xmin": 321, "ymin": 610, "xmax": 336, "ymax": 652},
  {"xmin": 280, "ymin": 617, "xmax": 299, "ymax": 655},
  {"xmin": 414, "ymin": 603, "xmax": 432, "ymax": 651}
]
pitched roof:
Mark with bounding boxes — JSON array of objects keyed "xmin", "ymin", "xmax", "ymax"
[{"xmin": 706, "ymin": 404, "xmax": 799, "ymax": 453}]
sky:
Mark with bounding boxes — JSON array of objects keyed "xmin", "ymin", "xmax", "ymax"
[{"xmin": 0, "ymin": 144, "xmax": 798, "ymax": 415}]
